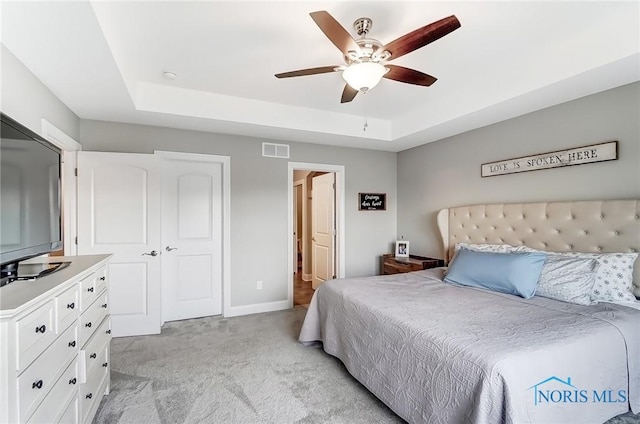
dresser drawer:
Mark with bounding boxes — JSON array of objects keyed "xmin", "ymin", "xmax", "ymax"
[
  {"xmin": 58, "ymin": 394, "xmax": 79, "ymax": 424},
  {"xmin": 80, "ymin": 354, "xmax": 109, "ymax": 424},
  {"xmin": 78, "ymin": 273, "xmax": 97, "ymax": 312},
  {"xmin": 94, "ymin": 266, "xmax": 107, "ymax": 295},
  {"xmin": 18, "ymin": 323, "xmax": 78, "ymax": 421},
  {"xmin": 16, "ymin": 299, "xmax": 56, "ymax": 373},
  {"xmin": 58, "ymin": 284, "xmax": 80, "ymax": 333},
  {"xmin": 83, "ymin": 318, "xmax": 111, "ymax": 377},
  {"xmin": 79, "ymin": 293, "xmax": 108, "ymax": 347},
  {"xmin": 27, "ymin": 359, "xmax": 79, "ymax": 424}
]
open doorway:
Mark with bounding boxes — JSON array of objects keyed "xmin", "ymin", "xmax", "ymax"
[{"xmin": 288, "ymin": 162, "xmax": 345, "ymax": 308}]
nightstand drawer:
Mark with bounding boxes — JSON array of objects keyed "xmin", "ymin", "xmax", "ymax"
[
  {"xmin": 384, "ymin": 261, "xmax": 415, "ymax": 274},
  {"xmin": 381, "ymin": 254, "xmax": 443, "ymax": 275}
]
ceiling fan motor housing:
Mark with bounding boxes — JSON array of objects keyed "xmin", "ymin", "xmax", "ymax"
[
  {"xmin": 346, "ymin": 18, "xmax": 391, "ymax": 64},
  {"xmin": 345, "ymin": 38, "xmax": 390, "ymax": 64},
  {"xmin": 353, "ymin": 17, "xmax": 373, "ymax": 36}
]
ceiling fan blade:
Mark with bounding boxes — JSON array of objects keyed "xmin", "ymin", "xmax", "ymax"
[
  {"xmin": 382, "ymin": 15, "xmax": 461, "ymax": 61},
  {"xmin": 341, "ymin": 84, "xmax": 358, "ymax": 103},
  {"xmin": 310, "ymin": 11, "xmax": 362, "ymax": 56},
  {"xmin": 275, "ymin": 66, "xmax": 338, "ymax": 78},
  {"xmin": 383, "ymin": 65, "xmax": 437, "ymax": 86}
]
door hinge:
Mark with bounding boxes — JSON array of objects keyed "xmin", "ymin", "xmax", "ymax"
[
  {"xmin": 74, "ymin": 168, "xmax": 78, "ymax": 177},
  {"xmin": 74, "ymin": 236, "xmax": 78, "ymax": 245}
]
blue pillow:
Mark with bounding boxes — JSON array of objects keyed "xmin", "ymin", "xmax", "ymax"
[{"xmin": 444, "ymin": 248, "xmax": 547, "ymax": 299}]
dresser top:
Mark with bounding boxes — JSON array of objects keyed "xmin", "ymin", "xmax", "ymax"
[{"xmin": 0, "ymin": 254, "xmax": 111, "ymax": 315}]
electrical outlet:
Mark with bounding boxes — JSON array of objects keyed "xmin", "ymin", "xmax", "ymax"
[{"xmin": 257, "ymin": 280, "xmax": 263, "ymax": 290}]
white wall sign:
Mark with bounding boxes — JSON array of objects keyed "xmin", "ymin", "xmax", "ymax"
[{"xmin": 481, "ymin": 141, "xmax": 618, "ymax": 177}]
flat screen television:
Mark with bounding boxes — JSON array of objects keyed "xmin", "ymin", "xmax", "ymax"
[{"xmin": 0, "ymin": 113, "xmax": 63, "ymax": 282}]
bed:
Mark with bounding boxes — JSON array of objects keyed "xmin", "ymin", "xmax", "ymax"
[{"xmin": 299, "ymin": 200, "xmax": 640, "ymax": 424}]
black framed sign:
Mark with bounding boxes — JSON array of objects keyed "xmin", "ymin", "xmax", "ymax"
[{"xmin": 359, "ymin": 193, "xmax": 386, "ymax": 211}]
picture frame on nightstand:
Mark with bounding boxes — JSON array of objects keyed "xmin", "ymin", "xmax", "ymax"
[{"xmin": 395, "ymin": 240, "xmax": 410, "ymax": 258}]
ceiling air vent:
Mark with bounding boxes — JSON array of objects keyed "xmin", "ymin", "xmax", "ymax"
[{"xmin": 262, "ymin": 142, "xmax": 290, "ymax": 159}]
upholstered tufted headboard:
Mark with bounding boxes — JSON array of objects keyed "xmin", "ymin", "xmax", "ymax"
[{"xmin": 437, "ymin": 200, "xmax": 640, "ymax": 297}]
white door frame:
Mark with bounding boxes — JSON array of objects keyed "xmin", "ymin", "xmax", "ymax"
[
  {"xmin": 155, "ymin": 151, "xmax": 231, "ymax": 317},
  {"xmin": 293, "ymin": 180, "xmax": 303, "ymax": 273},
  {"xmin": 41, "ymin": 119, "xmax": 82, "ymax": 256},
  {"xmin": 287, "ymin": 162, "xmax": 345, "ymax": 308}
]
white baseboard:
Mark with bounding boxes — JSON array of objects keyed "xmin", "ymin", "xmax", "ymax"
[
  {"xmin": 302, "ymin": 273, "xmax": 312, "ymax": 282},
  {"xmin": 223, "ymin": 300, "xmax": 290, "ymax": 318}
]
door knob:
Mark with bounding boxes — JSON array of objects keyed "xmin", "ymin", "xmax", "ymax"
[
  {"xmin": 165, "ymin": 246, "xmax": 178, "ymax": 252},
  {"xmin": 142, "ymin": 250, "xmax": 159, "ymax": 257}
]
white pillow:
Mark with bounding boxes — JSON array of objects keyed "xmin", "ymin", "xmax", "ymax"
[
  {"xmin": 536, "ymin": 256, "xmax": 599, "ymax": 305},
  {"xmin": 450, "ymin": 243, "xmax": 518, "ymax": 268},
  {"xmin": 515, "ymin": 246, "xmax": 637, "ymax": 303},
  {"xmin": 454, "ymin": 243, "xmax": 517, "ymax": 253}
]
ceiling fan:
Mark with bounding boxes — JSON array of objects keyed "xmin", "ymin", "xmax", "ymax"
[{"xmin": 275, "ymin": 11, "xmax": 461, "ymax": 103}]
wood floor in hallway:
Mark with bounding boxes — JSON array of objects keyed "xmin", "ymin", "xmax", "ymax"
[{"xmin": 294, "ymin": 270, "xmax": 314, "ymax": 306}]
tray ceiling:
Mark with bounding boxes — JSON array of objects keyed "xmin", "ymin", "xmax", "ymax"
[{"xmin": 1, "ymin": 1, "xmax": 638, "ymax": 151}]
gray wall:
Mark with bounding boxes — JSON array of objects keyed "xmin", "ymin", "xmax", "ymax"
[
  {"xmin": 79, "ymin": 121, "xmax": 397, "ymax": 307},
  {"xmin": 397, "ymin": 82, "xmax": 640, "ymax": 260},
  {"xmin": 1, "ymin": 45, "xmax": 79, "ymax": 139}
]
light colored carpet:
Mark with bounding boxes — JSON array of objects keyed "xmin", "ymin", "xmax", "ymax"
[
  {"xmin": 94, "ymin": 307, "xmax": 401, "ymax": 424},
  {"xmin": 94, "ymin": 307, "xmax": 640, "ymax": 424}
]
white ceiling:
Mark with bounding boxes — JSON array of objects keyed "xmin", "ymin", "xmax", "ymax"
[{"xmin": 1, "ymin": 1, "xmax": 639, "ymax": 152}]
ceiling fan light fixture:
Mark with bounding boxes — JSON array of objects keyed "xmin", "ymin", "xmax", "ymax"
[{"xmin": 342, "ymin": 62, "xmax": 387, "ymax": 92}]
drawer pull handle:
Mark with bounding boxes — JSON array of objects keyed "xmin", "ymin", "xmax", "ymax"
[
  {"xmin": 87, "ymin": 287, "xmax": 94, "ymax": 293},
  {"xmin": 106, "ymin": 329, "xmax": 111, "ymax": 335},
  {"xmin": 90, "ymin": 353, "xmax": 97, "ymax": 359},
  {"xmin": 100, "ymin": 276, "xmax": 106, "ymax": 281},
  {"xmin": 102, "ymin": 303, "xmax": 108, "ymax": 309},
  {"xmin": 69, "ymin": 378, "xmax": 77, "ymax": 385},
  {"xmin": 32, "ymin": 380, "xmax": 43, "ymax": 389},
  {"xmin": 102, "ymin": 362, "xmax": 108, "ymax": 368},
  {"xmin": 67, "ymin": 302, "xmax": 75, "ymax": 309},
  {"xmin": 68, "ymin": 340, "xmax": 76, "ymax": 348},
  {"xmin": 86, "ymin": 393, "xmax": 93, "ymax": 400},
  {"xmin": 85, "ymin": 322, "xmax": 92, "ymax": 328},
  {"xmin": 35, "ymin": 325, "xmax": 46, "ymax": 334}
]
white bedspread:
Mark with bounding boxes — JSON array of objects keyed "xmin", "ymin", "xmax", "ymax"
[{"xmin": 299, "ymin": 269, "xmax": 640, "ymax": 424}]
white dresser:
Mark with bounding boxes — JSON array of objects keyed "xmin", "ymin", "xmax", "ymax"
[{"xmin": 0, "ymin": 255, "xmax": 112, "ymax": 424}]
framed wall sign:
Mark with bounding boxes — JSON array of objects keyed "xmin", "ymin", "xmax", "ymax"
[
  {"xmin": 359, "ymin": 193, "xmax": 386, "ymax": 210},
  {"xmin": 481, "ymin": 141, "xmax": 618, "ymax": 177},
  {"xmin": 395, "ymin": 240, "xmax": 410, "ymax": 258}
]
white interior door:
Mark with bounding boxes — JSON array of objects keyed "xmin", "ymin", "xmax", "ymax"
[
  {"xmin": 161, "ymin": 155, "xmax": 222, "ymax": 322},
  {"xmin": 311, "ymin": 173, "xmax": 335, "ymax": 289},
  {"xmin": 77, "ymin": 152, "xmax": 161, "ymax": 337}
]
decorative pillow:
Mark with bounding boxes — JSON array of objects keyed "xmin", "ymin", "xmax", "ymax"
[
  {"xmin": 536, "ymin": 256, "xmax": 599, "ymax": 305},
  {"xmin": 515, "ymin": 246, "xmax": 638, "ymax": 303},
  {"xmin": 444, "ymin": 248, "xmax": 547, "ymax": 299}
]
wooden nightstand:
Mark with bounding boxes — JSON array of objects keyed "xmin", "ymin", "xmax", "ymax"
[{"xmin": 381, "ymin": 254, "xmax": 444, "ymax": 275}]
